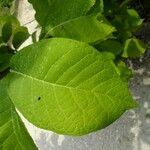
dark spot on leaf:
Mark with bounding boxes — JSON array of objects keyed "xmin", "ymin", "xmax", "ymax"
[{"xmin": 38, "ymin": 97, "xmax": 41, "ymax": 100}]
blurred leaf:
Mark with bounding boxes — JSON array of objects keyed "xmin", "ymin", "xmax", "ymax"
[
  {"xmin": 0, "ymin": 0, "xmax": 15, "ymax": 16},
  {"xmin": 0, "ymin": 16, "xmax": 18, "ymax": 37},
  {"xmin": 112, "ymin": 9, "xmax": 143, "ymax": 32},
  {"xmin": 0, "ymin": 15, "xmax": 29, "ymax": 49},
  {"xmin": 116, "ymin": 61, "xmax": 133, "ymax": 81},
  {"xmin": 2, "ymin": 22, "xmax": 12, "ymax": 42},
  {"xmin": 12, "ymin": 26, "xmax": 29, "ymax": 49},
  {"xmin": 47, "ymin": 14, "xmax": 115, "ymax": 43},
  {"xmin": 27, "ymin": 0, "xmax": 51, "ymax": 27},
  {"xmin": 115, "ymin": 30, "xmax": 132, "ymax": 42},
  {"xmin": 0, "ymin": 37, "xmax": 3, "ymax": 44},
  {"xmin": 0, "ymin": 0, "xmax": 14, "ymax": 7},
  {"xmin": 0, "ymin": 46, "xmax": 12, "ymax": 72},
  {"xmin": 103, "ymin": 0, "xmax": 117, "ymax": 12},
  {"xmin": 87, "ymin": 0, "xmax": 104, "ymax": 14},
  {"xmin": 122, "ymin": 38, "xmax": 146, "ymax": 58},
  {"xmin": 0, "ymin": 6, "xmax": 10, "ymax": 16},
  {"xmin": 28, "ymin": 0, "xmax": 96, "ymax": 28},
  {"xmin": 95, "ymin": 39, "xmax": 123, "ymax": 55}
]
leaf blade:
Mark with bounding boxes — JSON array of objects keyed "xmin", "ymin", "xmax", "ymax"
[
  {"xmin": 122, "ymin": 38, "xmax": 146, "ymax": 58},
  {"xmin": 8, "ymin": 38, "xmax": 137, "ymax": 135},
  {"xmin": 28, "ymin": 0, "xmax": 96, "ymax": 28},
  {"xmin": 45, "ymin": 14, "xmax": 115, "ymax": 43}
]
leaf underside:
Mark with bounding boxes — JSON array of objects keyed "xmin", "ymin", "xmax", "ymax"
[{"xmin": 7, "ymin": 38, "xmax": 137, "ymax": 135}]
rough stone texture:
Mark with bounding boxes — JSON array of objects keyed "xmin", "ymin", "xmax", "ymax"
[{"xmin": 17, "ymin": 0, "xmax": 150, "ymax": 149}]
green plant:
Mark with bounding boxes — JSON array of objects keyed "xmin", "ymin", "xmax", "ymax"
[{"xmin": 0, "ymin": 0, "xmax": 146, "ymax": 149}]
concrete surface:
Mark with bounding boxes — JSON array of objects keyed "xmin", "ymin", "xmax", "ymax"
[{"xmin": 17, "ymin": 0, "xmax": 150, "ymax": 149}]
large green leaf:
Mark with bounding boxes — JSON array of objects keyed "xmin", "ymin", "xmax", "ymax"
[
  {"xmin": 46, "ymin": 14, "xmax": 115, "ymax": 43},
  {"xmin": 8, "ymin": 38, "xmax": 137, "ymax": 135},
  {"xmin": 28, "ymin": 0, "xmax": 96, "ymax": 28},
  {"xmin": 27, "ymin": 0, "xmax": 50, "ymax": 26},
  {"xmin": 0, "ymin": 79, "xmax": 37, "ymax": 149},
  {"xmin": 112, "ymin": 9, "xmax": 143, "ymax": 32}
]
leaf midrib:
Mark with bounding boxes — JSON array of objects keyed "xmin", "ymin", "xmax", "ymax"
[{"xmin": 10, "ymin": 69, "xmax": 102, "ymax": 95}]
